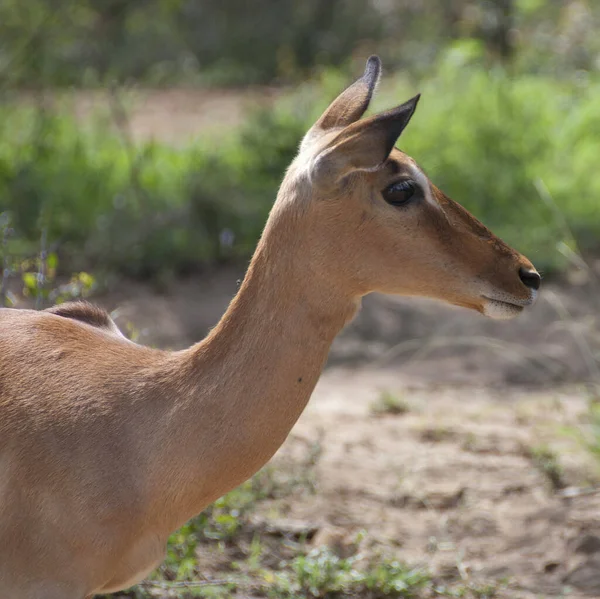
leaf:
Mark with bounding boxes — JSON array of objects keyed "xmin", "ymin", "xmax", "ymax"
[{"xmin": 22, "ymin": 272, "xmax": 38, "ymax": 292}]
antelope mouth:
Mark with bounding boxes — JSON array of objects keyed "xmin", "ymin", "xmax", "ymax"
[{"xmin": 481, "ymin": 293, "xmax": 535, "ymax": 321}]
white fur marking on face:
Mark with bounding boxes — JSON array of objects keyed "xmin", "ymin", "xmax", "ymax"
[
  {"xmin": 482, "ymin": 299, "xmax": 523, "ymax": 320},
  {"xmin": 408, "ymin": 164, "xmax": 439, "ymax": 210}
]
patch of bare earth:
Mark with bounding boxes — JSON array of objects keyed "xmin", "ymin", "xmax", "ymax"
[
  {"xmin": 278, "ymin": 373, "xmax": 600, "ymax": 598},
  {"xmin": 16, "ymin": 87, "xmax": 281, "ymax": 144}
]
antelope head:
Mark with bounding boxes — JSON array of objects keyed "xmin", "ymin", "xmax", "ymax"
[{"xmin": 279, "ymin": 55, "xmax": 540, "ymax": 319}]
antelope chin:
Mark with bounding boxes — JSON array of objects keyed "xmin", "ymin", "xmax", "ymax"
[
  {"xmin": 481, "ymin": 291, "xmax": 536, "ymax": 320},
  {"xmin": 482, "ymin": 298, "xmax": 524, "ymax": 320}
]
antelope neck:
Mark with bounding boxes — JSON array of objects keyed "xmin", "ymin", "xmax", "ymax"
[{"xmin": 158, "ymin": 222, "xmax": 358, "ymax": 526}]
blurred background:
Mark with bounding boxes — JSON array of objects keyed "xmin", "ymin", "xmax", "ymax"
[{"xmin": 2, "ymin": 1, "xmax": 600, "ymax": 598}]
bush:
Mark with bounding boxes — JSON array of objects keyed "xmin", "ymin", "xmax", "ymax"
[
  {"xmin": 0, "ymin": 96, "xmax": 305, "ymax": 278},
  {"xmin": 2, "ymin": 64, "xmax": 600, "ymax": 280}
]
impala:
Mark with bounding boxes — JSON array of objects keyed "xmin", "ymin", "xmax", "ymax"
[{"xmin": 0, "ymin": 56, "xmax": 540, "ymax": 598}]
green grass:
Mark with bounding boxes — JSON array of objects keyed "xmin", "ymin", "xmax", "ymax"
[
  {"xmin": 267, "ymin": 546, "xmax": 430, "ymax": 598},
  {"xmin": 565, "ymin": 392, "xmax": 600, "ymax": 475},
  {"xmin": 579, "ymin": 399, "xmax": 600, "ymax": 465},
  {"xmin": 527, "ymin": 444, "xmax": 565, "ymax": 491},
  {"xmin": 370, "ymin": 391, "xmax": 411, "ymax": 417}
]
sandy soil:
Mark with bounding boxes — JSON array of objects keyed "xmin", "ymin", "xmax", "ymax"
[
  {"xmin": 16, "ymin": 87, "xmax": 281, "ymax": 145},
  {"xmin": 281, "ymin": 371, "xmax": 600, "ymax": 598}
]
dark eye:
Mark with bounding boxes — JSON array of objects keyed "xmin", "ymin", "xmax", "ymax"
[{"xmin": 382, "ymin": 180, "xmax": 416, "ymax": 207}]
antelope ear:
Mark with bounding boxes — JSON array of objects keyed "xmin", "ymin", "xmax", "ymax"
[
  {"xmin": 313, "ymin": 55, "xmax": 382, "ymax": 131},
  {"xmin": 312, "ymin": 94, "xmax": 420, "ymax": 188}
]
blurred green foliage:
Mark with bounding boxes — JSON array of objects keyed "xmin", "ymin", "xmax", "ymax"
[
  {"xmin": 2, "ymin": 61, "xmax": 600, "ymax": 278},
  {"xmin": 0, "ymin": 0, "xmax": 382, "ymax": 86},
  {"xmin": 0, "ymin": 94, "xmax": 305, "ymax": 277},
  {"xmin": 2, "ymin": 0, "xmax": 600, "ymax": 86}
]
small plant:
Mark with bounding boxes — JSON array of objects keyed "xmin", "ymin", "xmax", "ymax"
[
  {"xmin": 267, "ymin": 546, "xmax": 429, "ymax": 598},
  {"xmin": 21, "ymin": 256, "xmax": 96, "ymax": 307},
  {"xmin": 528, "ymin": 444, "xmax": 565, "ymax": 491},
  {"xmin": 1, "ymin": 211, "xmax": 96, "ymax": 308},
  {"xmin": 581, "ymin": 399, "xmax": 600, "ymax": 463},
  {"xmin": 434, "ymin": 580, "xmax": 502, "ymax": 598},
  {"xmin": 371, "ymin": 391, "xmax": 410, "ymax": 417},
  {"xmin": 156, "ymin": 475, "xmax": 270, "ymax": 582},
  {"xmin": 147, "ymin": 454, "xmax": 321, "ymax": 585},
  {"xmin": 361, "ymin": 559, "xmax": 431, "ymax": 596},
  {"xmin": 270, "ymin": 546, "xmax": 354, "ymax": 597},
  {"xmin": 419, "ymin": 426, "xmax": 456, "ymax": 444},
  {"xmin": 565, "ymin": 394, "xmax": 600, "ymax": 471}
]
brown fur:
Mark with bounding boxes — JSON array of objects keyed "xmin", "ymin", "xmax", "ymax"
[{"xmin": 0, "ymin": 56, "xmax": 539, "ymax": 599}]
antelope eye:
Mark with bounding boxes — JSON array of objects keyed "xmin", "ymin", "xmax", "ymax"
[{"xmin": 382, "ymin": 180, "xmax": 416, "ymax": 207}]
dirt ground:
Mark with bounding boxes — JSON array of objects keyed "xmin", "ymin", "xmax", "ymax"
[
  {"xmin": 18, "ymin": 87, "xmax": 281, "ymax": 144},
  {"xmin": 285, "ymin": 372, "xmax": 599, "ymax": 599},
  {"xmin": 89, "ymin": 267, "xmax": 600, "ymax": 599}
]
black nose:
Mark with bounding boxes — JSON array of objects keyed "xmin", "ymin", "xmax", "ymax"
[{"xmin": 519, "ymin": 267, "xmax": 541, "ymax": 291}]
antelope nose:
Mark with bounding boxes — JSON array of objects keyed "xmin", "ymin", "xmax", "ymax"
[{"xmin": 519, "ymin": 267, "xmax": 541, "ymax": 291}]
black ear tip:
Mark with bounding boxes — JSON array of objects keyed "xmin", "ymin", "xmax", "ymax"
[
  {"xmin": 364, "ymin": 55, "xmax": 382, "ymax": 82},
  {"xmin": 401, "ymin": 93, "xmax": 421, "ymax": 116}
]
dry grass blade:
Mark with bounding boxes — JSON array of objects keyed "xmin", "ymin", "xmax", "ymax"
[
  {"xmin": 543, "ymin": 290, "xmax": 600, "ymax": 384},
  {"xmin": 372, "ymin": 334, "xmax": 566, "ymax": 377}
]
